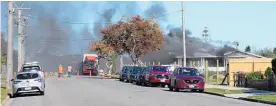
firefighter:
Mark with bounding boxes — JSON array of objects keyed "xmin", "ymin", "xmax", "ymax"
[
  {"xmin": 58, "ymin": 64, "xmax": 63, "ymax": 78},
  {"xmin": 68, "ymin": 65, "xmax": 72, "ymax": 78}
]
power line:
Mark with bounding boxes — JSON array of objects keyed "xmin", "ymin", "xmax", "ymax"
[{"xmin": 23, "ymin": 10, "xmax": 182, "ymax": 25}]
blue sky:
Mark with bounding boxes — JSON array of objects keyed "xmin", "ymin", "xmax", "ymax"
[{"xmin": 1, "ymin": 1, "xmax": 276, "ymax": 53}]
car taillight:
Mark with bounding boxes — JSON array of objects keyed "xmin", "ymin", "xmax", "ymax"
[{"xmin": 35, "ymin": 79, "xmax": 42, "ymax": 82}]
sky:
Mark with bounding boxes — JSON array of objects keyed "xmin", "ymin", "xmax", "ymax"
[{"xmin": 1, "ymin": 1, "xmax": 276, "ymax": 53}]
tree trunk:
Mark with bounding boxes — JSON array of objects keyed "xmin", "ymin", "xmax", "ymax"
[{"xmin": 106, "ymin": 61, "xmax": 113, "ymax": 75}]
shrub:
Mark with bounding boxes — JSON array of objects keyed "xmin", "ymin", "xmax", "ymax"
[
  {"xmin": 264, "ymin": 67, "xmax": 274, "ymax": 78},
  {"xmin": 272, "ymin": 58, "xmax": 276, "ymax": 75},
  {"xmin": 272, "ymin": 58, "xmax": 276, "ymax": 65},
  {"xmin": 246, "ymin": 72, "xmax": 263, "ymax": 80}
]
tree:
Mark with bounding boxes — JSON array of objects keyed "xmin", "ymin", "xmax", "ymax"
[
  {"xmin": 273, "ymin": 47, "xmax": 276, "ymax": 54},
  {"xmin": 255, "ymin": 48, "xmax": 276, "ymax": 58},
  {"xmin": 101, "ymin": 15, "xmax": 164, "ymax": 65},
  {"xmin": 91, "ymin": 40, "xmax": 117, "ymax": 74},
  {"xmin": 245, "ymin": 45, "xmax": 251, "ymax": 52}
]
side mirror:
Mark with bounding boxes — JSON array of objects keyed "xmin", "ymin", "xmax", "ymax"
[{"xmin": 11, "ymin": 79, "xmax": 14, "ymax": 82}]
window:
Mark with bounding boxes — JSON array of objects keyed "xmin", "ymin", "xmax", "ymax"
[
  {"xmin": 178, "ymin": 68, "xmax": 200, "ymax": 76},
  {"xmin": 22, "ymin": 66, "xmax": 40, "ymax": 72},
  {"xmin": 84, "ymin": 60, "xmax": 96, "ymax": 66},
  {"xmin": 17, "ymin": 73, "xmax": 39, "ymax": 79},
  {"xmin": 152, "ymin": 66, "xmax": 169, "ymax": 72}
]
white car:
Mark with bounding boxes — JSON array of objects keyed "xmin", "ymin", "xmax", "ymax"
[
  {"xmin": 21, "ymin": 61, "xmax": 44, "ymax": 79},
  {"xmin": 11, "ymin": 72, "xmax": 45, "ymax": 97}
]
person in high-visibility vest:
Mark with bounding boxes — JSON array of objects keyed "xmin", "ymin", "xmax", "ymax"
[
  {"xmin": 67, "ymin": 65, "xmax": 72, "ymax": 78},
  {"xmin": 58, "ymin": 64, "xmax": 63, "ymax": 78}
]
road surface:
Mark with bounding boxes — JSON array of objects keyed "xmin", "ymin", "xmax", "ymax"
[{"xmin": 7, "ymin": 76, "xmax": 273, "ymax": 106}]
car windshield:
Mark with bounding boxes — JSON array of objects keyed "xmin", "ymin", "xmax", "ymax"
[
  {"xmin": 22, "ymin": 66, "xmax": 40, "ymax": 72},
  {"xmin": 152, "ymin": 66, "xmax": 168, "ymax": 72},
  {"xmin": 178, "ymin": 68, "xmax": 200, "ymax": 76},
  {"xmin": 84, "ymin": 60, "xmax": 96, "ymax": 66},
  {"xmin": 16, "ymin": 73, "xmax": 39, "ymax": 79}
]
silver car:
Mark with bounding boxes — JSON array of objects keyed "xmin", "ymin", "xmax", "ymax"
[{"xmin": 11, "ymin": 71, "xmax": 45, "ymax": 97}]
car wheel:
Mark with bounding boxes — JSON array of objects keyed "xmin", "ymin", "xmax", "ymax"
[
  {"xmin": 119, "ymin": 78, "xmax": 124, "ymax": 81},
  {"xmin": 161, "ymin": 84, "xmax": 166, "ymax": 88},
  {"xmin": 198, "ymin": 89, "xmax": 204, "ymax": 92},
  {"xmin": 174, "ymin": 81, "xmax": 179, "ymax": 92},
  {"xmin": 40, "ymin": 91, "xmax": 45, "ymax": 95},
  {"xmin": 12, "ymin": 93, "xmax": 17, "ymax": 98},
  {"xmin": 168, "ymin": 83, "xmax": 173, "ymax": 91},
  {"xmin": 191, "ymin": 89, "xmax": 197, "ymax": 92}
]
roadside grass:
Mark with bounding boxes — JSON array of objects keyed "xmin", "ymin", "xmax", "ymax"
[
  {"xmin": 110, "ymin": 74, "xmax": 120, "ymax": 79},
  {"xmin": 247, "ymin": 94, "xmax": 276, "ymax": 102},
  {"xmin": 1, "ymin": 84, "xmax": 10, "ymax": 104},
  {"xmin": 205, "ymin": 88, "xmax": 243, "ymax": 94},
  {"xmin": 206, "ymin": 77, "xmax": 224, "ymax": 85}
]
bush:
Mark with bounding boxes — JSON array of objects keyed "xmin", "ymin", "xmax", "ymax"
[
  {"xmin": 246, "ymin": 72, "xmax": 263, "ymax": 80},
  {"xmin": 264, "ymin": 67, "xmax": 274, "ymax": 78},
  {"xmin": 272, "ymin": 58, "xmax": 276, "ymax": 65},
  {"xmin": 272, "ymin": 58, "xmax": 276, "ymax": 75}
]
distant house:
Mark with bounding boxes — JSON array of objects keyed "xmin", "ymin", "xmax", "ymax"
[{"xmin": 174, "ymin": 48, "xmax": 265, "ymax": 71}]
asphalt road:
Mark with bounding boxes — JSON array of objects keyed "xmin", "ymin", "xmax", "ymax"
[{"xmin": 7, "ymin": 76, "xmax": 273, "ymax": 106}]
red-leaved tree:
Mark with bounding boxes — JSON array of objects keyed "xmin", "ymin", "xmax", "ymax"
[{"xmin": 101, "ymin": 15, "xmax": 164, "ymax": 64}]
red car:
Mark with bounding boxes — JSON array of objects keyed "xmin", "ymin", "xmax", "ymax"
[
  {"xmin": 145, "ymin": 65, "xmax": 170, "ymax": 87},
  {"xmin": 168, "ymin": 67, "xmax": 205, "ymax": 92}
]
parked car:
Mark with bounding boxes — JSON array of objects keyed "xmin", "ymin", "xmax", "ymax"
[
  {"xmin": 129, "ymin": 66, "xmax": 142, "ymax": 83},
  {"xmin": 144, "ymin": 65, "xmax": 170, "ymax": 87},
  {"xmin": 126, "ymin": 66, "xmax": 133, "ymax": 82},
  {"xmin": 137, "ymin": 67, "xmax": 149, "ymax": 86},
  {"xmin": 119, "ymin": 66, "xmax": 130, "ymax": 82},
  {"xmin": 135, "ymin": 66, "xmax": 147, "ymax": 85},
  {"xmin": 168, "ymin": 67, "xmax": 204, "ymax": 92},
  {"xmin": 11, "ymin": 71, "xmax": 45, "ymax": 97},
  {"xmin": 21, "ymin": 61, "xmax": 44, "ymax": 79}
]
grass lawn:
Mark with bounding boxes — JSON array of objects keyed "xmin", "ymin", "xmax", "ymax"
[
  {"xmin": 110, "ymin": 75, "xmax": 120, "ymax": 79},
  {"xmin": 1, "ymin": 85, "xmax": 10, "ymax": 104},
  {"xmin": 205, "ymin": 88, "xmax": 243, "ymax": 94},
  {"xmin": 247, "ymin": 94, "xmax": 276, "ymax": 102}
]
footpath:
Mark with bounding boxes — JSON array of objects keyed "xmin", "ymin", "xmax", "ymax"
[{"xmin": 205, "ymin": 84, "xmax": 276, "ymax": 105}]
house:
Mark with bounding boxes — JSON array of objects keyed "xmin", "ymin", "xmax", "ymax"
[{"xmin": 174, "ymin": 48, "xmax": 265, "ymax": 71}]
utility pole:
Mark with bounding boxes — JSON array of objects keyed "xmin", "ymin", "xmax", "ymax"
[
  {"xmin": 7, "ymin": 1, "xmax": 14, "ymax": 89},
  {"xmin": 17, "ymin": 9, "xmax": 22, "ymax": 72},
  {"xmin": 181, "ymin": 1, "xmax": 186, "ymax": 67},
  {"xmin": 14, "ymin": 4, "xmax": 30, "ymax": 72}
]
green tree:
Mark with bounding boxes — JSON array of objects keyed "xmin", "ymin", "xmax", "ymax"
[
  {"xmin": 255, "ymin": 48, "xmax": 276, "ymax": 58},
  {"xmin": 273, "ymin": 47, "xmax": 276, "ymax": 54},
  {"xmin": 245, "ymin": 45, "xmax": 251, "ymax": 52}
]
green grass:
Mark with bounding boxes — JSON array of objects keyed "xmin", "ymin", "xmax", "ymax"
[
  {"xmin": 247, "ymin": 94, "xmax": 276, "ymax": 102},
  {"xmin": 110, "ymin": 74, "xmax": 120, "ymax": 79},
  {"xmin": 205, "ymin": 88, "xmax": 243, "ymax": 94},
  {"xmin": 1, "ymin": 85, "xmax": 10, "ymax": 104}
]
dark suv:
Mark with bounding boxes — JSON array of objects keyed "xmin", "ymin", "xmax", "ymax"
[
  {"xmin": 128, "ymin": 66, "xmax": 142, "ymax": 83},
  {"xmin": 136, "ymin": 67, "xmax": 149, "ymax": 86},
  {"xmin": 135, "ymin": 66, "xmax": 148, "ymax": 85},
  {"xmin": 119, "ymin": 66, "xmax": 132, "ymax": 82},
  {"xmin": 144, "ymin": 65, "xmax": 170, "ymax": 87}
]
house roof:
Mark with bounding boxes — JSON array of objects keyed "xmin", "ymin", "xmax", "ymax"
[
  {"xmin": 224, "ymin": 50, "xmax": 265, "ymax": 58},
  {"xmin": 175, "ymin": 48, "xmax": 218, "ymax": 58},
  {"xmin": 175, "ymin": 50, "xmax": 265, "ymax": 59}
]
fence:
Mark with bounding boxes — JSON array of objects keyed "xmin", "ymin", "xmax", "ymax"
[
  {"xmin": 245, "ymin": 78, "xmax": 276, "ymax": 91},
  {"xmin": 228, "ymin": 58, "xmax": 273, "ymax": 87},
  {"xmin": 124, "ymin": 60, "xmax": 226, "ymax": 85}
]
